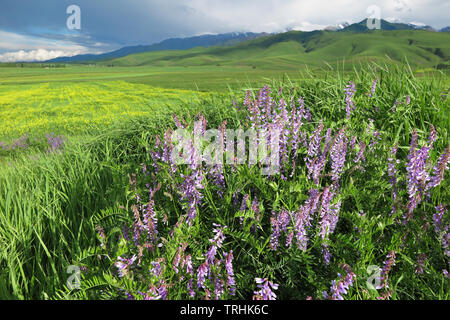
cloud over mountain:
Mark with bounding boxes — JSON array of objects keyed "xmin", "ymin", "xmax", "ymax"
[{"xmin": 0, "ymin": 49, "xmax": 85, "ymax": 62}]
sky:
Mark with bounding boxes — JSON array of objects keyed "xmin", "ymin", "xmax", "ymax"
[{"xmin": 0, "ymin": 0, "xmax": 448, "ymax": 62}]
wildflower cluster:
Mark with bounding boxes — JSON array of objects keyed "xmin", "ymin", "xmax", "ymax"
[{"xmin": 73, "ymin": 79, "xmax": 449, "ymax": 301}]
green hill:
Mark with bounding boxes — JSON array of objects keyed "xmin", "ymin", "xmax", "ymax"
[{"xmin": 99, "ymin": 29, "xmax": 450, "ymax": 70}]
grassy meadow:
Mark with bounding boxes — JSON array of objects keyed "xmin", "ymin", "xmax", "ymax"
[{"xmin": 0, "ymin": 61, "xmax": 449, "ymax": 300}]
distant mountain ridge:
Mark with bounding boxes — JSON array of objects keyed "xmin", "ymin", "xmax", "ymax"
[
  {"xmin": 338, "ymin": 18, "xmax": 432, "ymax": 32},
  {"xmin": 46, "ymin": 32, "xmax": 269, "ymax": 63}
]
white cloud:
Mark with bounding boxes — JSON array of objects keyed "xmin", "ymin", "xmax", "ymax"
[
  {"xmin": 0, "ymin": 30, "xmax": 95, "ymax": 61},
  {"xmin": 0, "ymin": 30, "xmax": 88, "ymax": 51},
  {"xmin": 0, "ymin": 49, "xmax": 84, "ymax": 62},
  {"xmin": 288, "ymin": 22, "xmax": 328, "ymax": 32},
  {"xmin": 182, "ymin": 0, "xmax": 448, "ymax": 32}
]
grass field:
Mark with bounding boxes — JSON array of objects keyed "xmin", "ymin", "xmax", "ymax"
[
  {"xmin": 0, "ymin": 62, "xmax": 449, "ymax": 300},
  {"xmin": 0, "ymin": 64, "xmax": 313, "ymax": 91},
  {"xmin": 0, "ymin": 80, "xmax": 215, "ymax": 139}
]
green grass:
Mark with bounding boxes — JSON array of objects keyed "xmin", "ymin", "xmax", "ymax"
[{"xmin": 0, "ymin": 64, "xmax": 310, "ymax": 91}]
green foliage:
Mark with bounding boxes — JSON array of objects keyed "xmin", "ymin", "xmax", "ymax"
[{"xmin": 0, "ymin": 63, "xmax": 448, "ymax": 300}]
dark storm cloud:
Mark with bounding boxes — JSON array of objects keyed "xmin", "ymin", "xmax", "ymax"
[{"xmin": 0, "ymin": 0, "xmax": 220, "ymax": 46}]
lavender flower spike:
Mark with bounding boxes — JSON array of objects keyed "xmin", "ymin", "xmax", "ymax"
[
  {"xmin": 253, "ymin": 278, "xmax": 279, "ymax": 300},
  {"xmin": 369, "ymin": 78, "xmax": 378, "ymax": 98},
  {"xmin": 345, "ymin": 81, "xmax": 356, "ymax": 119}
]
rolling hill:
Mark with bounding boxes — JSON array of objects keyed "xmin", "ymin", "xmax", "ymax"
[{"xmin": 98, "ymin": 29, "xmax": 450, "ymax": 70}]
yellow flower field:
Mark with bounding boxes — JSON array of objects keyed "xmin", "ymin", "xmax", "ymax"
[{"xmin": 0, "ymin": 81, "xmax": 211, "ymax": 139}]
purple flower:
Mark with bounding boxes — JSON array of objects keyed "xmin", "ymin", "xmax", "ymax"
[
  {"xmin": 223, "ymin": 251, "xmax": 236, "ymax": 295},
  {"xmin": 330, "ymin": 128, "xmax": 347, "ymax": 187},
  {"xmin": 270, "ymin": 210, "xmax": 291, "ymax": 250},
  {"xmin": 210, "ymin": 223, "xmax": 226, "ymax": 248},
  {"xmin": 388, "ymin": 144, "xmax": 400, "ymax": 214},
  {"xmin": 173, "ymin": 114, "xmax": 185, "ymax": 128},
  {"xmin": 181, "ymin": 255, "xmax": 193, "ymax": 276},
  {"xmin": 131, "ymin": 204, "xmax": 144, "ymax": 246},
  {"xmin": 349, "ymin": 136, "xmax": 357, "ymax": 150},
  {"xmin": 427, "ymin": 147, "xmax": 449, "ymax": 190},
  {"xmin": 428, "ymin": 124, "xmax": 437, "ymax": 145},
  {"xmin": 289, "ymin": 98, "xmax": 306, "ymax": 161},
  {"xmin": 46, "ymin": 133, "xmax": 64, "ymax": 154},
  {"xmin": 306, "ymin": 123, "xmax": 324, "ymax": 180},
  {"xmin": 353, "ymin": 141, "xmax": 366, "ymax": 163},
  {"xmin": 433, "ymin": 204, "xmax": 446, "ymax": 234},
  {"xmin": 214, "ymin": 277, "xmax": 224, "ymax": 300},
  {"xmin": 157, "ymin": 286, "xmax": 168, "ymax": 300},
  {"xmin": 114, "ymin": 255, "xmax": 137, "ymax": 277},
  {"xmin": 173, "ymin": 244, "xmax": 185, "ymax": 273},
  {"xmin": 294, "ymin": 207, "xmax": 310, "ymax": 252},
  {"xmin": 368, "ymin": 130, "xmax": 381, "ymax": 151},
  {"xmin": 206, "ymin": 245, "xmax": 218, "ymax": 265},
  {"xmin": 197, "ymin": 262, "xmax": 209, "ymax": 289},
  {"xmin": 322, "ymin": 244, "xmax": 332, "ymax": 265},
  {"xmin": 187, "ymin": 279, "xmax": 196, "ymax": 297},
  {"xmin": 179, "ymin": 169, "xmax": 204, "ymax": 225},
  {"xmin": 406, "ymin": 143, "xmax": 431, "ymax": 220},
  {"xmin": 369, "ymin": 78, "xmax": 378, "ymax": 98},
  {"xmin": 325, "ymin": 265, "xmax": 356, "ymax": 300},
  {"xmin": 377, "ymin": 251, "xmax": 396, "ymax": 289},
  {"xmin": 253, "ymin": 278, "xmax": 279, "ymax": 300},
  {"xmin": 143, "ymin": 187, "xmax": 158, "ymax": 249},
  {"xmin": 408, "ymin": 129, "xmax": 418, "ymax": 161},
  {"xmin": 310, "ymin": 128, "xmax": 332, "ymax": 184},
  {"xmin": 150, "ymin": 261, "xmax": 163, "ymax": 278},
  {"xmin": 319, "ymin": 187, "xmax": 341, "ymax": 240},
  {"xmin": 307, "ymin": 123, "xmax": 324, "ymax": 159},
  {"xmin": 344, "ymin": 81, "xmax": 356, "ymax": 119},
  {"xmin": 415, "ymin": 253, "xmax": 427, "ymax": 275},
  {"xmin": 269, "ymin": 213, "xmax": 282, "ymax": 251},
  {"xmin": 442, "ymin": 232, "xmax": 450, "ymax": 257}
]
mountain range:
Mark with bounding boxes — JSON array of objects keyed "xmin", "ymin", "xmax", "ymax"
[{"xmin": 46, "ymin": 32, "xmax": 269, "ymax": 63}]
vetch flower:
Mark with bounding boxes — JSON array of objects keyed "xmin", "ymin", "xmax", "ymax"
[
  {"xmin": 197, "ymin": 262, "xmax": 209, "ymax": 289},
  {"xmin": 368, "ymin": 78, "xmax": 378, "ymax": 98},
  {"xmin": 377, "ymin": 251, "xmax": 396, "ymax": 289},
  {"xmin": 427, "ymin": 147, "xmax": 449, "ymax": 190},
  {"xmin": 344, "ymin": 81, "xmax": 356, "ymax": 119},
  {"xmin": 433, "ymin": 204, "xmax": 447, "ymax": 234},
  {"xmin": 223, "ymin": 251, "xmax": 236, "ymax": 295},
  {"xmin": 330, "ymin": 128, "xmax": 347, "ymax": 187},
  {"xmin": 325, "ymin": 265, "xmax": 356, "ymax": 300},
  {"xmin": 114, "ymin": 255, "xmax": 137, "ymax": 278},
  {"xmin": 253, "ymin": 278, "xmax": 279, "ymax": 300},
  {"xmin": 388, "ymin": 145, "xmax": 400, "ymax": 214}
]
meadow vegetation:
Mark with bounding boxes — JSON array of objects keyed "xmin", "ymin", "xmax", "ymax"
[{"xmin": 0, "ymin": 63, "xmax": 448, "ymax": 300}]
